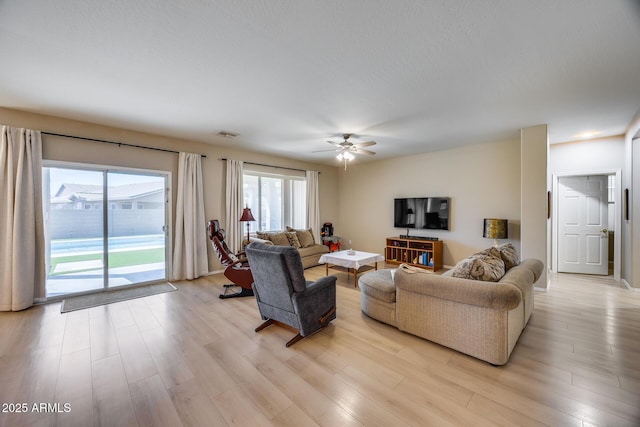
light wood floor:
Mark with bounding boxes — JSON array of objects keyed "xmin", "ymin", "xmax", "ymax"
[{"xmin": 1, "ymin": 266, "xmax": 639, "ymax": 427}]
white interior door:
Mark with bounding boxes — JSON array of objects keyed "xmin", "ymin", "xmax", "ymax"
[{"xmin": 558, "ymin": 175, "xmax": 609, "ymax": 275}]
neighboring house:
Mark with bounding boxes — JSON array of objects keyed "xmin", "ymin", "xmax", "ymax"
[{"xmin": 50, "ymin": 181, "xmax": 164, "ymax": 210}]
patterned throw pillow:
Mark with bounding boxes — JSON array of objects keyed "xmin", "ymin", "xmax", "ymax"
[
  {"xmin": 286, "ymin": 231, "xmax": 301, "ymax": 248},
  {"xmin": 496, "ymin": 243, "xmax": 520, "ymax": 270},
  {"xmin": 287, "ymin": 226, "xmax": 315, "ymax": 248},
  {"xmin": 451, "ymin": 248, "xmax": 506, "ymax": 282}
]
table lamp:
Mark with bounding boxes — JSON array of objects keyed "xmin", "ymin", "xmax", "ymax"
[
  {"xmin": 483, "ymin": 218, "xmax": 508, "ymax": 246},
  {"xmin": 239, "ymin": 206, "xmax": 256, "ymax": 244}
]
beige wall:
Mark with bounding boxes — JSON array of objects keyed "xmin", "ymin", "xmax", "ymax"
[
  {"xmin": 0, "ymin": 108, "xmax": 340, "ymax": 273},
  {"xmin": 336, "ymin": 138, "xmax": 522, "ymax": 267},
  {"xmin": 549, "ymin": 135, "xmax": 625, "ymax": 174}
]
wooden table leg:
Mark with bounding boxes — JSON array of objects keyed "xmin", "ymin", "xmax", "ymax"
[
  {"xmin": 353, "ymin": 268, "xmax": 357, "ymax": 287},
  {"xmin": 325, "ymin": 263, "xmax": 329, "ymax": 276}
]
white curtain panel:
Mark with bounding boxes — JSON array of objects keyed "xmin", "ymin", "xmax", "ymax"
[
  {"xmin": 225, "ymin": 159, "xmax": 244, "ymax": 252},
  {"xmin": 0, "ymin": 126, "xmax": 46, "ymax": 311},
  {"xmin": 306, "ymin": 170, "xmax": 321, "ymax": 243},
  {"xmin": 172, "ymin": 152, "xmax": 208, "ymax": 280}
]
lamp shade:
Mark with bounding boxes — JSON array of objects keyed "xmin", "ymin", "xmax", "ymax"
[
  {"xmin": 239, "ymin": 207, "xmax": 255, "ymax": 222},
  {"xmin": 483, "ymin": 218, "xmax": 508, "ymax": 239}
]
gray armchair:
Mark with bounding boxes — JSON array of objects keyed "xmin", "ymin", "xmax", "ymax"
[{"xmin": 245, "ymin": 242, "xmax": 337, "ymax": 347}]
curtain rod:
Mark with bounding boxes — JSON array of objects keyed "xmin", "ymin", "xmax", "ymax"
[
  {"xmin": 219, "ymin": 158, "xmax": 319, "ymax": 174},
  {"xmin": 42, "ymin": 132, "xmax": 207, "ymax": 158}
]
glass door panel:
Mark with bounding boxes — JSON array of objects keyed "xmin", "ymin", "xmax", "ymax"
[
  {"xmin": 43, "ymin": 167, "xmax": 105, "ymax": 297},
  {"xmin": 43, "ymin": 164, "xmax": 168, "ymax": 298},
  {"xmin": 107, "ymin": 172, "xmax": 166, "ymax": 288}
]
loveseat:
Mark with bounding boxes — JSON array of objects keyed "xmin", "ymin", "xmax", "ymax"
[
  {"xmin": 359, "ymin": 244, "xmax": 543, "ymax": 365},
  {"xmin": 244, "ymin": 227, "xmax": 329, "ymax": 269}
]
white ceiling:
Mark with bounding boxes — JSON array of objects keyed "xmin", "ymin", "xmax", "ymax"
[{"xmin": 1, "ymin": 1, "xmax": 639, "ymax": 165}]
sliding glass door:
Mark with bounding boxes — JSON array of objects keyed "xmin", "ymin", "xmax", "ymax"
[{"xmin": 43, "ymin": 163, "xmax": 169, "ymax": 298}]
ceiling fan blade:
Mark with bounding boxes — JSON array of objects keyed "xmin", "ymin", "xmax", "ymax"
[
  {"xmin": 313, "ymin": 148, "xmax": 341, "ymax": 153},
  {"xmin": 354, "ymin": 140, "xmax": 376, "ymax": 148},
  {"xmin": 355, "ymin": 148, "xmax": 376, "ymax": 155},
  {"xmin": 326, "ymin": 140, "xmax": 344, "ymax": 147}
]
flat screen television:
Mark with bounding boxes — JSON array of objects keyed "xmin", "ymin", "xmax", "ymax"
[{"xmin": 394, "ymin": 197, "xmax": 450, "ymax": 230}]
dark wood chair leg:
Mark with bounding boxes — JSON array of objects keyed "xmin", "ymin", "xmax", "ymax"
[
  {"xmin": 319, "ymin": 306, "xmax": 336, "ymax": 324},
  {"xmin": 255, "ymin": 319, "xmax": 275, "ymax": 332},
  {"xmin": 285, "ymin": 333, "xmax": 304, "ymax": 347}
]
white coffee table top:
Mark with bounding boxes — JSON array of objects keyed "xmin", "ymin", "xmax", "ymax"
[{"xmin": 319, "ymin": 250, "xmax": 384, "ymax": 270}]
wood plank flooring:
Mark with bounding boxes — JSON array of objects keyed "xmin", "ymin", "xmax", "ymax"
[{"xmin": 1, "ymin": 267, "xmax": 639, "ymax": 426}]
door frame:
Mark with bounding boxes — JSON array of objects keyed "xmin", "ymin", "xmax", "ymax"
[
  {"xmin": 551, "ymin": 169, "xmax": 621, "ymax": 281},
  {"xmin": 42, "ymin": 160, "xmax": 173, "ymax": 299}
]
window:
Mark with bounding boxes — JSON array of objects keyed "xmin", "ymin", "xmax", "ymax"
[
  {"xmin": 243, "ymin": 169, "xmax": 306, "ymax": 232},
  {"xmin": 122, "ymin": 203, "xmax": 132, "ymax": 210}
]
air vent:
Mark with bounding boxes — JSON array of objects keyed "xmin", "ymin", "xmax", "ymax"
[{"xmin": 217, "ymin": 130, "xmax": 239, "ymax": 138}]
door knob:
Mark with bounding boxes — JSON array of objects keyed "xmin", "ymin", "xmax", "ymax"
[{"xmin": 601, "ymin": 228, "xmax": 608, "ymax": 234}]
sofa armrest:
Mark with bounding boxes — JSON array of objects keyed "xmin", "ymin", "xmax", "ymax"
[
  {"xmin": 395, "ymin": 269, "xmax": 521, "ymax": 311},
  {"xmin": 245, "ymin": 236, "xmax": 274, "ymax": 246}
]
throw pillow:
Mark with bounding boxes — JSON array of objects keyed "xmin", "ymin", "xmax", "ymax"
[
  {"xmin": 451, "ymin": 249, "xmax": 506, "ymax": 282},
  {"xmin": 287, "ymin": 226, "xmax": 315, "ymax": 247},
  {"xmin": 268, "ymin": 232, "xmax": 291, "ymax": 246},
  {"xmin": 497, "ymin": 243, "xmax": 520, "ymax": 270},
  {"xmin": 285, "ymin": 231, "xmax": 301, "ymax": 248}
]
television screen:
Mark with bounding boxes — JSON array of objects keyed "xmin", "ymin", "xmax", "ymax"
[{"xmin": 394, "ymin": 197, "xmax": 450, "ymax": 230}]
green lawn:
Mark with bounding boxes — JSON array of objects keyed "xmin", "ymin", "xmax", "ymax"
[{"xmin": 49, "ymin": 248, "xmax": 165, "ymax": 276}]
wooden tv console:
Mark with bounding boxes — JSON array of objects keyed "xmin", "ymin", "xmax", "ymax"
[{"xmin": 385, "ymin": 236, "xmax": 443, "ymax": 271}]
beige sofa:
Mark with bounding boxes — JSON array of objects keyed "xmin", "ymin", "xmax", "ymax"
[
  {"xmin": 245, "ymin": 228, "xmax": 329, "ymax": 269},
  {"xmin": 359, "ymin": 257, "xmax": 543, "ymax": 365}
]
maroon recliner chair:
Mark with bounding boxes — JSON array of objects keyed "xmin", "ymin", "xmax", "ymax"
[{"xmin": 207, "ymin": 219, "xmax": 254, "ymax": 299}]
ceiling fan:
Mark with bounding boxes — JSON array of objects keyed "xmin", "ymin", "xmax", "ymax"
[{"xmin": 313, "ymin": 134, "xmax": 376, "ymax": 170}]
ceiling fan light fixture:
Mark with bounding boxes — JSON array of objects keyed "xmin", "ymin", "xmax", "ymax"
[
  {"xmin": 344, "ymin": 151, "xmax": 354, "ymax": 161},
  {"xmin": 337, "ymin": 152, "xmax": 344, "ymax": 161}
]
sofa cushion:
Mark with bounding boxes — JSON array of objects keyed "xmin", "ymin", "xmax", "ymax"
[
  {"xmin": 287, "ymin": 227, "xmax": 316, "ymax": 247},
  {"xmin": 451, "ymin": 247, "xmax": 506, "ymax": 282},
  {"xmin": 268, "ymin": 232, "xmax": 291, "ymax": 246},
  {"xmin": 496, "ymin": 243, "xmax": 520, "ymax": 270},
  {"xmin": 358, "ymin": 269, "xmax": 396, "ymax": 303},
  {"xmin": 297, "ymin": 244, "xmax": 328, "ymax": 258},
  {"xmin": 254, "ymin": 231, "xmax": 291, "ymax": 246}
]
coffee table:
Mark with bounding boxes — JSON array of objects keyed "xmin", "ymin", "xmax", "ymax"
[{"xmin": 319, "ymin": 250, "xmax": 385, "ymax": 287}]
